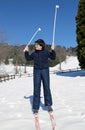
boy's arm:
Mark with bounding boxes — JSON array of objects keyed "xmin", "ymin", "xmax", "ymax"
[
  {"xmin": 23, "ymin": 45, "xmax": 29, "ymax": 52},
  {"xmin": 24, "ymin": 46, "xmax": 34, "ymax": 61},
  {"xmin": 49, "ymin": 44, "xmax": 56, "ymax": 60},
  {"xmin": 51, "ymin": 44, "xmax": 55, "ymax": 50}
]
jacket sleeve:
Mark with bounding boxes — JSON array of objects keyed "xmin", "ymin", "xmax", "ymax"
[
  {"xmin": 24, "ymin": 51, "xmax": 34, "ymax": 61},
  {"xmin": 49, "ymin": 50, "xmax": 56, "ymax": 60}
]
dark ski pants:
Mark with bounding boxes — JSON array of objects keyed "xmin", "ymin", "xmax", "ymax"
[{"xmin": 33, "ymin": 68, "xmax": 52, "ymax": 110}]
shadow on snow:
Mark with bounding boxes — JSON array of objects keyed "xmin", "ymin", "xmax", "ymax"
[
  {"xmin": 24, "ymin": 95, "xmax": 48, "ymax": 111},
  {"xmin": 56, "ymin": 70, "xmax": 85, "ymax": 77}
]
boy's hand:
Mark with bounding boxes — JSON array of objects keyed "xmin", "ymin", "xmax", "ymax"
[
  {"xmin": 51, "ymin": 44, "xmax": 55, "ymax": 50},
  {"xmin": 23, "ymin": 45, "xmax": 29, "ymax": 52}
]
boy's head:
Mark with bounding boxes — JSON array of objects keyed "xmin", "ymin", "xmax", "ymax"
[{"xmin": 35, "ymin": 39, "xmax": 45, "ymax": 50}]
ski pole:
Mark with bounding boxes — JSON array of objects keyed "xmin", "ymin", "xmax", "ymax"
[
  {"xmin": 52, "ymin": 5, "xmax": 59, "ymax": 45},
  {"xmin": 26, "ymin": 27, "xmax": 41, "ymax": 46}
]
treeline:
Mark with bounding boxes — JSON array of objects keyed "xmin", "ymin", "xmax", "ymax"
[
  {"xmin": 0, "ymin": 43, "xmax": 77, "ymax": 67},
  {"xmin": 75, "ymin": 0, "xmax": 85, "ymax": 69}
]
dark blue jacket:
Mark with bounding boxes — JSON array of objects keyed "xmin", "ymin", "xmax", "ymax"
[{"xmin": 24, "ymin": 49, "xmax": 56, "ymax": 69}]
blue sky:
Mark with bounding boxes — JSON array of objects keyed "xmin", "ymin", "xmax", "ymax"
[{"xmin": 0, "ymin": 0, "xmax": 79, "ymax": 48}]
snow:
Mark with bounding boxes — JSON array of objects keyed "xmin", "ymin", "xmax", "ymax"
[
  {"xmin": 50, "ymin": 56, "xmax": 80, "ymax": 71},
  {"xmin": 0, "ymin": 62, "xmax": 15, "ymax": 75},
  {"xmin": 0, "ymin": 56, "xmax": 85, "ymax": 130}
]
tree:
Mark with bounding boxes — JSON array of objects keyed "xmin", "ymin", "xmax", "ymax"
[{"xmin": 75, "ymin": 0, "xmax": 85, "ymax": 69}]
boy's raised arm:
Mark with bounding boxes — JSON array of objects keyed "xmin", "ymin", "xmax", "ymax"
[{"xmin": 23, "ymin": 45, "xmax": 29, "ymax": 52}]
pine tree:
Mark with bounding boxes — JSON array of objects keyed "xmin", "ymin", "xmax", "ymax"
[{"xmin": 76, "ymin": 0, "xmax": 85, "ymax": 69}]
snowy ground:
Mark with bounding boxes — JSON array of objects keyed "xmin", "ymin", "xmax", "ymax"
[{"xmin": 0, "ymin": 56, "xmax": 85, "ymax": 130}]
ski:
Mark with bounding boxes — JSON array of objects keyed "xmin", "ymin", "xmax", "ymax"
[
  {"xmin": 48, "ymin": 111, "xmax": 56, "ymax": 130},
  {"xmin": 33, "ymin": 110, "xmax": 56, "ymax": 130},
  {"xmin": 34, "ymin": 113, "xmax": 41, "ymax": 130}
]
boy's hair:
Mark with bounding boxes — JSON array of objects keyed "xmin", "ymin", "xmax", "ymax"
[{"xmin": 35, "ymin": 39, "xmax": 45, "ymax": 50}]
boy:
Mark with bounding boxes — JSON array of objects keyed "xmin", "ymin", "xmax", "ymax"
[{"xmin": 24, "ymin": 39, "xmax": 56, "ymax": 114}]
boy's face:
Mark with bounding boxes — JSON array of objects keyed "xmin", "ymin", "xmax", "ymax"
[{"xmin": 35, "ymin": 43, "xmax": 42, "ymax": 50}]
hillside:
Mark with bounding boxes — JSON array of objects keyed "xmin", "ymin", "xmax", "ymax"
[
  {"xmin": 0, "ymin": 43, "xmax": 77, "ymax": 66},
  {"xmin": 51, "ymin": 56, "xmax": 80, "ymax": 71}
]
